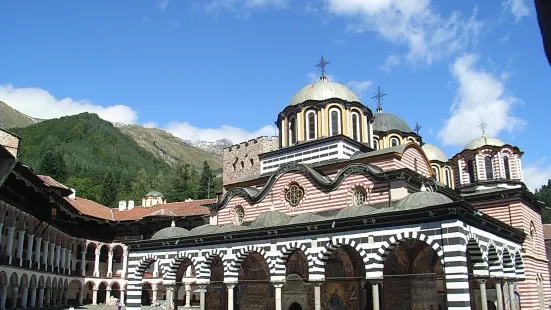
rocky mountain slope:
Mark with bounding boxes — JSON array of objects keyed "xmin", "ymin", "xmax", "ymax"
[{"xmin": 0, "ymin": 101, "xmax": 39, "ymax": 129}]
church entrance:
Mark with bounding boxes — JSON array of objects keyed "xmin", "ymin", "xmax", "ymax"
[{"xmin": 288, "ymin": 302, "xmax": 302, "ymax": 310}]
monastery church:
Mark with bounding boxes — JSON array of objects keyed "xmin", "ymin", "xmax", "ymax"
[{"xmin": 0, "ymin": 57, "xmax": 549, "ymax": 310}]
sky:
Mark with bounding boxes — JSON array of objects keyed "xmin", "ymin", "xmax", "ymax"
[{"xmin": 0, "ymin": 0, "xmax": 549, "ymax": 191}]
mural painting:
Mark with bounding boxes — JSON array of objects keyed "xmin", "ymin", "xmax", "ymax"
[
  {"xmin": 207, "ymin": 257, "xmax": 226, "ymax": 309},
  {"xmin": 322, "ymin": 247, "xmax": 363, "ymax": 310},
  {"xmin": 236, "ymin": 253, "xmax": 275, "ymax": 310}
]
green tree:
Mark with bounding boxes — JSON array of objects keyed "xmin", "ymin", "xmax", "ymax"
[
  {"xmin": 166, "ymin": 164, "xmax": 194, "ymax": 202},
  {"xmin": 535, "ymin": 179, "xmax": 551, "ymax": 223},
  {"xmin": 100, "ymin": 171, "xmax": 118, "ymax": 208},
  {"xmin": 198, "ymin": 161, "xmax": 214, "ymax": 199},
  {"xmin": 38, "ymin": 150, "xmax": 68, "ymax": 182},
  {"xmin": 64, "ymin": 177, "xmax": 99, "ymax": 201},
  {"xmin": 131, "ymin": 168, "xmax": 151, "ymax": 201}
]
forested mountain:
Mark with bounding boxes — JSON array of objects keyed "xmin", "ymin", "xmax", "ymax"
[
  {"xmin": 10, "ymin": 113, "xmax": 220, "ymax": 207},
  {"xmin": 535, "ymin": 179, "xmax": 551, "ymax": 223}
]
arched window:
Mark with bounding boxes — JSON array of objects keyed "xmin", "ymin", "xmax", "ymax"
[
  {"xmin": 351, "ymin": 112, "xmax": 361, "ymax": 141},
  {"xmin": 234, "ymin": 205, "xmax": 245, "ymax": 225},
  {"xmin": 444, "ymin": 168, "xmax": 452, "ymax": 187},
  {"xmin": 330, "ymin": 109, "xmax": 341, "ymax": 136},
  {"xmin": 288, "ymin": 117, "xmax": 297, "ymax": 146},
  {"xmin": 306, "ymin": 110, "xmax": 317, "ymax": 140},
  {"xmin": 352, "ymin": 186, "xmax": 367, "ymax": 206},
  {"xmin": 373, "ymin": 139, "xmax": 379, "ymax": 150},
  {"xmin": 390, "ymin": 137, "xmax": 400, "ymax": 147},
  {"xmin": 414, "ymin": 158, "xmax": 418, "ymax": 172},
  {"xmin": 432, "ymin": 166, "xmax": 440, "ymax": 182},
  {"xmin": 485, "ymin": 157, "xmax": 494, "ymax": 180},
  {"xmin": 467, "ymin": 159, "xmax": 476, "ymax": 183},
  {"xmin": 503, "ymin": 156, "xmax": 511, "ymax": 180}
]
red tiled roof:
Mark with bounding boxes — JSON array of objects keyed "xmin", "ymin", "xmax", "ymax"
[
  {"xmin": 544, "ymin": 224, "xmax": 551, "ymax": 240},
  {"xmin": 38, "ymin": 175, "xmax": 214, "ymax": 222}
]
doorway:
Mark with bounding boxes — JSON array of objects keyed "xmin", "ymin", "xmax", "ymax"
[{"xmin": 288, "ymin": 302, "xmax": 302, "ymax": 310}]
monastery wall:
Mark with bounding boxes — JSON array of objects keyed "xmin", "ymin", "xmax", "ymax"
[
  {"xmin": 222, "ymin": 136, "xmax": 279, "ymax": 187},
  {"xmin": 0, "ymin": 129, "xmax": 19, "ymax": 157}
]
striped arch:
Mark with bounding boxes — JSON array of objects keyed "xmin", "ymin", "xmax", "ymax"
[
  {"xmin": 126, "ymin": 254, "xmax": 159, "ymax": 310},
  {"xmin": 371, "ymin": 231, "xmax": 444, "ymax": 278},
  {"xmin": 227, "ymin": 245, "xmax": 273, "ymax": 282},
  {"xmin": 466, "ymin": 233, "xmax": 489, "ymax": 277},
  {"xmin": 164, "ymin": 252, "xmax": 198, "ymax": 282},
  {"xmin": 502, "ymin": 247, "xmax": 516, "ymax": 278},
  {"xmin": 197, "ymin": 250, "xmax": 226, "ymax": 283},
  {"xmin": 313, "ymin": 237, "xmax": 369, "ymax": 281},
  {"xmin": 514, "ymin": 250, "xmax": 525, "ymax": 280},
  {"xmin": 273, "ymin": 242, "xmax": 313, "ymax": 282},
  {"xmin": 487, "ymin": 243, "xmax": 504, "ymax": 277}
]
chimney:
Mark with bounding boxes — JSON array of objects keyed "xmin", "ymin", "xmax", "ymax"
[
  {"xmin": 69, "ymin": 188, "xmax": 76, "ymax": 200},
  {"xmin": 127, "ymin": 200, "xmax": 135, "ymax": 210},
  {"xmin": 118, "ymin": 200, "xmax": 127, "ymax": 211},
  {"xmin": 185, "ymin": 198, "xmax": 193, "ymax": 202}
]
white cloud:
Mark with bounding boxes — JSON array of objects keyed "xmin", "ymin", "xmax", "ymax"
[
  {"xmin": 379, "ymin": 54, "xmax": 401, "ymax": 71},
  {"xmin": 143, "ymin": 122, "xmax": 158, "ymax": 128},
  {"xmin": 523, "ymin": 158, "xmax": 551, "ymax": 192},
  {"xmin": 165, "ymin": 121, "xmax": 276, "ymax": 144},
  {"xmin": 438, "ymin": 54, "xmax": 525, "ymax": 147},
  {"xmin": 325, "ymin": 0, "xmax": 482, "ymax": 66},
  {"xmin": 503, "ymin": 0, "xmax": 530, "ymax": 21},
  {"xmin": 159, "ymin": 0, "xmax": 169, "ymax": 11},
  {"xmin": 347, "ymin": 80, "xmax": 373, "ymax": 97},
  {"xmin": 0, "ymin": 84, "xmax": 138, "ymax": 124}
]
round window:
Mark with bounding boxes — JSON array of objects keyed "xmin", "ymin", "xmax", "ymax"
[
  {"xmin": 285, "ymin": 182, "xmax": 305, "ymax": 207},
  {"xmin": 234, "ymin": 205, "xmax": 245, "ymax": 225}
]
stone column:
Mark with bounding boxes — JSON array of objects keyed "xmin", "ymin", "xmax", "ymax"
[
  {"xmin": 37, "ymin": 288, "xmax": 44, "ymax": 307},
  {"xmin": 508, "ymin": 280, "xmax": 517, "ymax": 310},
  {"xmin": 49, "ymin": 243, "xmax": 55, "ymax": 271},
  {"xmin": 371, "ymin": 281, "xmax": 380, "ymax": 310},
  {"xmin": 184, "ymin": 285, "xmax": 191, "ymax": 307},
  {"xmin": 107, "ymin": 252, "xmax": 113, "ymax": 277},
  {"xmin": 226, "ymin": 284, "xmax": 235, "ymax": 310},
  {"xmin": 274, "ymin": 283, "xmax": 283, "ymax": 310},
  {"xmin": 312, "ymin": 282, "xmax": 321, "ymax": 310},
  {"xmin": 92, "ymin": 289, "xmax": 98, "ymax": 305},
  {"xmin": 120, "ymin": 290, "xmax": 125, "ymax": 305},
  {"xmin": 15, "ymin": 230, "xmax": 25, "ymax": 265},
  {"xmin": 10, "ymin": 286, "xmax": 18, "ymax": 309},
  {"xmin": 66, "ymin": 249, "xmax": 72, "ymax": 274},
  {"xmin": 20, "ymin": 285, "xmax": 28, "ymax": 309},
  {"xmin": 29, "ymin": 286, "xmax": 37, "ymax": 308},
  {"xmin": 60, "ymin": 247, "xmax": 66, "ymax": 272},
  {"xmin": 166, "ymin": 287, "xmax": 174, "ymax": 310},
  {"xmin": 81, "ymin": 251, "xmax": 87, "ymax": 276},
  {"xmin": 106, "ymin": 288, "xmax": 111, "ymax": 304},
  {"xmin": 55, "ymin": 245, "xmax": 61, "ymax": 269},
  {"xmin": 122, "ymin": 254, "xmax": 128, "ymax": 278},
  {"xmin": 478, "ymin": 279, "xmax": 488, "ymax": 310},
  {"xmin": 78, "ymin": 289, "xmax": 84, "ymax": 305},
  {"xmin": 94, "ymin": 249, "xmax": 100, "ymax": 277},
  {"xmin": 63, "ymin": 288, "xmax": 68, "ymax": 305},
  {"xmin": 495, "ymin": 280, "xmax": 504, "ymax": 310},
  {"xmin": 153, "ymin": 260, "xmax": 159, "ymax": 278},
  {"xmin": 0, "ymin": 223, "xmax": 3, "ymax": 250},
  {"xmin": 34, "ymin": 237, "xmax": 42, "ymax": 269},
  {"xmin": 42, "ymin": 240, "xmax": 49, "ymax": 268},
  {"xmin": 198, "ymin": 285, "xmax": 206, "ymax": 310},
  {"xmin": 5, "ymin": 226, "xmax": 15, "ymax": 264},
  {"xmin": 0, "ymin": 284, "xmax": 8, "ymax": 310},
  {"xmin": 152, "ymin": 284, "xmax": 158, "ymax": 304},
  {"xmin": 25, "ymin": 234, "xmax": 34, "ymax": 268}
]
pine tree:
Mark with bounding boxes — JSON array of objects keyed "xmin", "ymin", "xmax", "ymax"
[
  {"xmin": 198, "ymin": 161, "xmax": 213, "ymax": 199},
  {"xmin": 131, "ymin": 168, "xmax": 151, "ymax": 201},
  {"xmin": 166, "ymin": 164, "xmax": 192, "ymax": 202},
  {"xmin": 100, "ymin": 171, "xmax": 118, "ymax": 208},
  {"xmin": 38, "ymin": 150, "xmax": 68, "ymax": 182}
]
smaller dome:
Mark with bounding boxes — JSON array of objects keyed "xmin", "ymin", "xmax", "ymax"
[
  {"xmin": 288, "ymin": 213, "xmax": 325, "ymax": 225},
  {"xmin": 373, "ymin": 113, "xmax": 412, "ymax": 133},
  {"xmin": 145, "ymin": 190, "xmax": 164, "ymax": 198},
  {"xmin": 250, "ymin": 211, "xmax": 292, "ymax": 229},
  {"xmin": 150, "ymin": 224, "xmax": 189, "ymax": 240},
  {"xmin": 464, "ymin": 136, "xmax": 505, "ymax": 150},
  {"xmin": 395, "ymin": 191, "xmax": 453, "ymax": 210},
  {"xmin": 190, "ymin": 224, "xmax": 219, "ymax": 235},
  {"xmin": 337, "ymin": 205, "xmax": 378, "ymax": 218},
  {"xmin": 422, "ymin": 144, "xmax": 448, "ymax": 162}
]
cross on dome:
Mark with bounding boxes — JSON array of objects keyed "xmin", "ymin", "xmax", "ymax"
[
  {"xmin": 478, "ymin": 120, "xmax": 488, "ymax": 136},
  {"xmin": 372, "ymin": 86, "xmax": 387, "ymax": 113},
  {"xmin": 316, "ymin": 56, "xmax": 330, "ymax": 81},
  {"xmin": 414, "ymin": 122, "xmax": 422, "ymax": 135}
]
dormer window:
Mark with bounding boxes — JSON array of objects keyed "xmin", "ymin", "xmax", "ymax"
[
  {"xmin": 444, "ymin": 168, "xmax": 452, "ymax": 187},
  {"xmin": 373, "ymin": 139, "xmax": 379, "ymax": 150},
  {"xmin": 432, "ymin": 166, "xmax": 440, "ymax": 182},
  {"xmin": 329, "ymin": 108, "xmax": 341, "ymax": 136},
  {"xmin": 351, "ymin": 112, "xmax": 361, "ymax": 142},
  {"xmin": 306, "ymin": 110, "xmax": 317, "ymax": 140},
  {"xmin": 467, "ymin": 159, "xmax": 476, "ymax": 183},
  {"xmin": 503, "ymin": 156, "xmax": 511, "ymax": 180},
  {"xmin": 390, "ymin": 137, "xmax": 400, "ymax": 147},
  {"xmin": 289, "ymin": 117, "xmax": 297, "ymax": 146}
]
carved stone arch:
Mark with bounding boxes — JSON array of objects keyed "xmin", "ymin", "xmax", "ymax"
[
  {"xmin": 45, "ymin": 277, "xmax": 51, "ymax": 288},
  {"xmin": 466, "ymin": 233, "xmax": 489, "ymax": 276},
  {"xmin": 502, "ymin": 247, "xmax": 516, "ymax": 277},
  {"xmin": 274, "ymin": 242, "xmax": 313, "ymax": 282},
  {"xmin": 371, "ymin": 231, "xmax": 444, "ymax": 278},
  {"xmin": 20, "ymin": 273, "xmax": 29, "ymax": 287},
  {"xmin": 197, "ymin": 250, "xmax": 226, "ymax": 282},
  {"xmin": 30, "ymin": 274, "xmax": 38, "ymax": 288},
  {"xmin": 15, "ymin": 210, "xmax": 26, "ymax": 230},
  {"xmin": 314, "ymin": 236, "xmax": 369, "ymax": 280},
  {"xmin": 487, "ymin": 243, "xmax": 503, "ymax": 277},
  {"xmin": 64, "ymin": 278, "xmax": 69, "ymax": 288},
  {"xmin": 514, "ymin": 250, "xmax": 525, "ymax": 280},
  {"xmin": 132, "ymin": 254, "xmax": 159, "ymax": 281},
  {"xmin": 164, "ymin": 252, "xmax": 198, "ymax": 282},
  {"xmin": 38, "ymin": 275, "xmax": 45, "ymax": 288},
  {"xmin": 227, "ymin": 245, "xmax": 273, "ymax": 282}
]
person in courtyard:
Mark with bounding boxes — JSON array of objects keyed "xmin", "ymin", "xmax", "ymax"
[{"xmin": 116, "ymin": 299, "xmax": 121, "ymax": 310}]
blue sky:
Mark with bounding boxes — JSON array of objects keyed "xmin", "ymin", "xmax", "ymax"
[{"xmin": 0, "ymin": 0, "xmax": 549, "ymax": 190}]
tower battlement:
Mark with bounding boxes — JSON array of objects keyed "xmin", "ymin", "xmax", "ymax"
[{"xmin": 222, "ymin": 136, "xmax": 279, "ymax": 186}]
